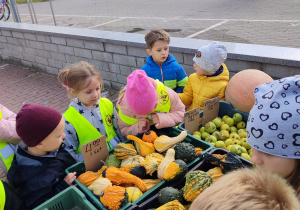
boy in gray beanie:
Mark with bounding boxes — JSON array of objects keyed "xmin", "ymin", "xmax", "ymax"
[
  {"xmin": 178, "ymin": 41, "xmax": 229, "ymax": 111},
  {"xmin": 247, "ymin": 75, "xmax": 300, "ymax": 199}
]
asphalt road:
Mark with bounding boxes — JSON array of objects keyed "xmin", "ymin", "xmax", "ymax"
[{"xmin": 7, "ymin": 0, "xmax": 300, "ymax": 48}]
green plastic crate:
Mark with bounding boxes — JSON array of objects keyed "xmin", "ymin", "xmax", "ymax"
[
  {"xmin": 178, "ymin": 101, "xmax": 249, "ymax": 134},
  {"xmin": 65, "ymin": 126, "xmax": 213, "ymax": 210},
  {"xmin": 33, "ymin": 186, "xmax": 97, "ymax": 210}
]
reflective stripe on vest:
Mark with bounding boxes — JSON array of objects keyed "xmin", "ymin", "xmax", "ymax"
[
  {"xmin": 118, "ymin": 80, "xmax": 171, "ymax": 125},
  {"xmin": 0, "ymin": 142, "xmax": 14, "ymax": 171},
  {"xmin": 63, "ymin": 98, "xmax": 117, "ymax": 153},
  {"xmin": 0, "ymin": 109, "xmax": 2, "ymax": 119},
  {"xmin": 0, "ymin": 181, "xmax": 5, "ymax": 210}
]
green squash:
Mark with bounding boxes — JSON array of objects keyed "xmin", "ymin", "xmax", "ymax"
[
  {"xmin": 105, "ymin": 154, "xmax": 121, "ymax": 168},
  {"xmin": 158, "ymin": 187, "xmax": 184, "ymax": 205},
  {"xmin": 173, "ymin": 142, "xmax": 197, "ymax": 163}
]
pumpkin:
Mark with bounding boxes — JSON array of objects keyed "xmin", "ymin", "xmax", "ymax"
[
  {"xmin": 163, "ymin": 159, "xmax": 188, "ymax": 182},
  {"xmin": 127, "ymin": 135, "xmax": 155, "ymax": 157},
  {"xmin": 103, "ymin": 167, "xmax": 147, "ymax": 192},
  {"xmin": 154, "ymin": 131, "xmax": 187, "ymax": 153},
  {"xmin": 173, "ymin": 142, "xmax": 197, "ymax": 163},
  {"xmin": 157, "ymin": 148, "xmax": 176, "ymax": 180},
  {"xmin": 156, "ymin": 200, "xmax": 185, "ymax": 210},
  {"xmin": 88, "ymin": 177, "xmax": 112, "ymax": 196},
  {"xmin": 114, "ymin": 143, "xmax": 137, "ymax": 160},
  {"xmin": 126, "ymin": 187, "xmax": 143, "ymax": 203},
  {"xmin": 142, "ymin": 130, "xmax": 158, "ymax": 143},
  {"xmin": 100, "ymin": 186, "xmax": 128, "ymax": 210},
  {"xmin": 105, "ymin": 154, "xmax": 121, "ymax": 168},
  {"xmin": 120, "ymin": 155, "xmax": 145, "ymax": 167},
  {"xmin": 225, "ymin": 69, "xmax": 273, "ymax": 113},
  {"xmin": 158, "ymin": 187, "xmax": 184, "ymax": 205},
  {"xmin": 182, "ymin": 170, "xmax": 213, "ymax": 202}
]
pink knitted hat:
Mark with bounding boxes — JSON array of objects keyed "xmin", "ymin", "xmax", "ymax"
[{"xmin": 126, "ymin": 70, "xmax": 158, "ymax": 115}]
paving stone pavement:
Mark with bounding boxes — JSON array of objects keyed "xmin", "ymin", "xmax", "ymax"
[{"xmin": 0, "ymin": 61, "xmax": 118, "ymax": 114}]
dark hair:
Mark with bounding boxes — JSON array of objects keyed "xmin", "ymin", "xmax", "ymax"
[{"xmin": 145, "ymin": 29, "xmax": 170, "ymax": 49}]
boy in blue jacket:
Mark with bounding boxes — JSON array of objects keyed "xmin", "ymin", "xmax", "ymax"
[
  {"xmin": 7, "ymin": 104, "xmax": 77, "ymax": 209},
  {"xmin": 141, "ymin": 29, "xmax": 188, "ymax": 93}
]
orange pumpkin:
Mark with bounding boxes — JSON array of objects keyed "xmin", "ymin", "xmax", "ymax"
[
  {"xmin": 225, "ymin": 69, "xmax": 273, "ymax": 113},
  {"xmin": 142, "ymin": 130, "xmax": 158, "ymax": 143}
]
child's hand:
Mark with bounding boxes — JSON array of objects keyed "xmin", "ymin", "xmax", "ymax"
[
  {"xmin": 151, "ymin": 113, "xmax": 159, "ymax": 128},
  {"xmin": 138, "ymin": 118, "xmax": 150, "ymax": 132},
  {"xmin": 64, "ymin": 172, "xmax": 77, "ymax": 186}
]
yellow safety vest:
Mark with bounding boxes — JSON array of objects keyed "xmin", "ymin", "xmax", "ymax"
[
  {"xmin": 63, "ymin": 98, "xmax": 117, "ymax": 154},
  {"xmin": 0, "ymin": 181, "xmax": 5, "ymax": 210},
  {"xmin": 0, "ymin": 110, "xmax": 2, "ymax": 119},
  {"xmin": 118, "ymin": 80, "xmax": 171, "ymax": 125}
]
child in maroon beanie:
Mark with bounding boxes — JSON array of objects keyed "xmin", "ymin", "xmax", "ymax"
[{"xmin": 7, "ymin": 104, "xmax": 77, "ymax": 209}]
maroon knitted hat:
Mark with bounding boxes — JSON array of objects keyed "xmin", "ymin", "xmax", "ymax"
[{"xmin": 16, "ymin": 104, "xmax": 62, "ymax": 147}]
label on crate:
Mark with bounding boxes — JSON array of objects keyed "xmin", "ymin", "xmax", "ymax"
[
  {"xmin": 202, "ymin": 96, "xmax": 220, "ymax": 125},
  {"xmin": 81, "ymin": 136, "xmax": 109, "ymax": 172},
  {"xmin": 184, "ymin": 106, "xmax": 200, "ymax": 134}
]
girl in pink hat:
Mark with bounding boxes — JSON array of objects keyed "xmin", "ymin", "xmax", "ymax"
[{"xmin": 116, "ymin": 70, "xmax": 185, "ymax": 137}]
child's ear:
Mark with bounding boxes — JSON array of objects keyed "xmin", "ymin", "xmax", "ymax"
[
  {"xmin": 69, "ymin": 88, "xmax": 76, "ymax": 96},
  {"xmin": 146, "ymin": 49, "xmax": 152, "ymax": 55}
]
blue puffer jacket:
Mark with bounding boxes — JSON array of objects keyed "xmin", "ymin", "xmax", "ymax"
[
  {"xmin": 141, "ymin": 54, "xmax": 188, "ymax": 93},
  {"xmin": 7, "ymin": 142, "xmax": 77, "ymax": 209}
]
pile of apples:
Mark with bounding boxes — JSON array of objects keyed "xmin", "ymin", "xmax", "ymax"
[{"xmin": 192, "ymin": 113, "xmax": 252, "ymax": 162}]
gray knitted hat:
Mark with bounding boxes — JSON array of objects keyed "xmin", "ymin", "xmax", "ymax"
[
  {"xmin": 247, "ymin": 75, "xmax": 300, "ymax": 158},
  {"xmin": 193, "ymin": 41, "xmax": 227, "ymax": 74}
]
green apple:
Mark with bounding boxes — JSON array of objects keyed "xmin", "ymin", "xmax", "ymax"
[
  {"xmin": 205, "ymin": 122, "xmax": 217, "ymax": 133},
  {"xmin": 238, "ymin": 129, "xmax": 245, "ymax": 134},
  {"xmin": 238, "ymin": 131, "xmax": 247, "ymax": 138},
  {"xmin": 225, "ymin": 138, "xmax": 234, "ymax": 146},
  {"xmin": 224, "ymin": 117, "xmax": 235, "ymax": 126},
  {"xmin": 193, "ymin": 134, "xmax": 201, "ymax": 139},
  {"xmin": 227, "ymin": 145, "xmax": 233, "ymax": 151},
  {"xmin": 193, "ymin": 131, "xmax": 201, "ymax": 136},
  {"xmin": 241, "ymin": 146, "xmax": 247, "ymax": 153},
  {"xmin": 230, "ymin": 126, "xmax": 238, "ymax": 133},
  {"xmin": 210, "ymin": 143, "xmax": 216, "ymax": 147},
  {"xmin": 233, "ymin": 113, "xmax": 243, "ymax": 123},
  {"xmin": 230, "ymin": 145, "xmax": 243, "ymax": 156},
  {"xmin": 212, "ymin": 118, "xmax": 222, "ymax": 128},
  {"xmin": 220, "ymin": 123, "xmax": 230, "ymax": 132},
  {"xmin": 199, "ymin": 126, "xmax": 206, "ymax": 133},
  {"xmin": 241, "ymin": 153, "xmax": 252, "ymax": 161},
  {"xmin": 241, "ymin": 138, "xmax": 251, "ymax": 149},
  {"xmin": 248, "ymin": 148, "xmax": 252, "ymax": 157},
  {"xmin": 212, "ymin": 131, "xmax": 221, "ymax": 140},
  {"xmin": 201, "ymin": 132, "xmax": 210, "ymax": 140},
  {"xmin": 236, "ymin": 121, "xmax": 246, "ymax": 129},
  {"xmin": 229, "ymin": 133, "xmax": 240, "ymax": 140},
  {"xmin": 222, "ymin": 115, "xmax": 230, "ymax": 121},
  {"xmin": 215, "ymin": 141, "xmax": 226, "ymax": 149},
  {"xmin": 233, "ymin": 139, "xmax": 241, "ymax": 145},
  {"xmin": 205, "ymin": 135, "xmax": 217, "ymax": 144},
  {"xmin": 219, "ymin": 130, "xmax": 230, "ymax": 140}
]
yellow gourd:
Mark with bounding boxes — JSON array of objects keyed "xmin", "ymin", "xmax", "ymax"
[
  {"xmin": 143, "ymin": 179, "xmax": 162, "ymax": 191},
  {"xmin": 140, "ymin": 153, "xmax": 164, "ymax": 175},
  {"xmin": 157, "ymin": 148, "xmax": 176, "ymax": 180},
  {"xmin": 127, "ymin": 135, "xmax": 155, "ymax": 157},
  {"xmin": 88, "ymin": 177, "xmax": 112, "ymax": 196},
  {"xmin": 114, "ymin": 143, "xmax": 137, "ymax": 160},
  {"xmin": 154, "ymin": 131, "xmax": 187, "ymax": 152},
  {"xmin": 126, "ymin": 187, "xmax": 143, "ymax": 203},
  {"xmin": 156, "ymin": 200, "xmax": 185, "ymax": 210}
]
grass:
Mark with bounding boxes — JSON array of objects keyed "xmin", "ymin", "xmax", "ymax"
[{"xmin": 16, "ymin": 0, "xmax": 50, "ymax": 4}]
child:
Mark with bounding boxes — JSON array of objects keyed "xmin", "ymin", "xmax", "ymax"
[
  {"xmin": 116, "ymin": 69, "xmax": 185, "ymax": 137},
  {"xmin": 190, "ymin": 168, "xmax": 300, "ymax": 210},
  {"xmin": 58, "ymin": 61, "xmax": 123, "ymax": 159},
  {"xmin": 0, "ymin": 104, "xmax": 21, "ymax": 184},
  {"xmin": 246, "ymin": 75, "xmax": 300, "ymax": 199},
  {"xmin": 7, "ymin": 104, "xmax": 77, "ymax": 209},
  {"xmin": 141, "ymin": 29, "xmax": 188, "ymax": 93},
  {"xmin": 178, "ymin": 41, "xmax": 229, "ymax": 111}
]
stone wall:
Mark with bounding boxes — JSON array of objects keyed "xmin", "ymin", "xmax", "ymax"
[{"xmin": 0, "ymin": 22, "xmax": 299, "ymax": 91}]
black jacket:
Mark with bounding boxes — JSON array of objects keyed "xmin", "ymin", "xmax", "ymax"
[{"xmin": 7, "ymin": 143, "xmax": 77, "ymax": 209}]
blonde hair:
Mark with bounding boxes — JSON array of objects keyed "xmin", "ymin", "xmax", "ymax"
[
  {"xmin": 190, "ymin": 168, "xmax": 300, "ymax": 210},
  {"xmin": 58, "ymin": 61, "xmax": 102, "ymax": 98},
  {"xmin": 286, "ymin": 159, "xmax": 300, "ymax": 200},
  {"xmin": 145, "ymin": 29, "xmax": 170, "ymax": 49}
]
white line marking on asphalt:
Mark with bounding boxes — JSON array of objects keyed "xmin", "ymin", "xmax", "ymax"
[
  {"xmin": 88, "ymin": 18, "xmax": 125, "ymax": 29},
  {"xmin": 186, "ymin": 20, "xmax": 229, "ymax": 38},
  {"xmin": 0, "ymin": 64, "xmax": 9, "ymax": 68},
  {"xmin": 290, "ymin": 22, "xmax": 300, "ymax": 26},
  {"xmin": 24, "ymin": 16, "xmax": 52, "ymax": 24}
]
